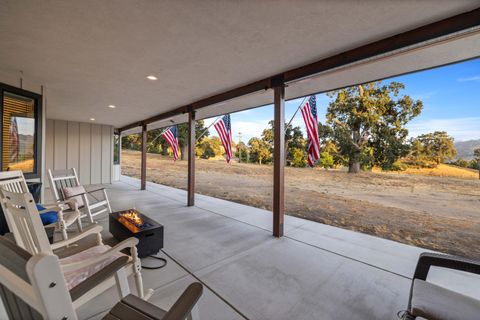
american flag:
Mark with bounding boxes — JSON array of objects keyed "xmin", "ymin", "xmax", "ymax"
[
  {"xmin": 214, "ymin": 114, "xmax": 232, "ymax": 163},
  {"xmin": 300, "ymin": 96, "xmax": 320, "ymax": 167},
  {"xmin": 161, "ymin": 125, "xmax": 180, "ymax": 161}
]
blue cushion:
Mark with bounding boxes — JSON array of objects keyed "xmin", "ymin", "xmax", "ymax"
[{"xmin": 36, "ymin": 204, "xmax": 58, "ymax": 225}]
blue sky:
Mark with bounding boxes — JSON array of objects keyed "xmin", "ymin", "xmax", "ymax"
[{"xmin": 205, "ymin": 58, "xmax": 480, "ymax": 142}]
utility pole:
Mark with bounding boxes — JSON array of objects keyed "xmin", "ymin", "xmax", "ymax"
[{"xmin": 237, "ymin": 132, "xmax": 242, "ymax": 163}]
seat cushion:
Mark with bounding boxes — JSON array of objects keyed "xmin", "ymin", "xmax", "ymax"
[
  {"xmin": 61, "ymin": 244, "xmax": 126, "ymax": 290},
  {"xmin": 36, "ymin": 204, "xmax": 59, "ymax": 225},
  {"xmin": 411, "ymin": 279, "xmax": 480, "ymax": 320}
]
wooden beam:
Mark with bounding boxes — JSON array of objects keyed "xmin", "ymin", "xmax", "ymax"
[
  {"xmin": 284, "ymin": 8, "xmax": 480, "ymax": 82},
  {"xmin": 187, "ymin": 110, "xmax": 196, "ymax": 206},
  {"xmin": 273, "ymin": 80, "xmax": 285, "ymax": 237},
  {"xmin": 191, "ymin": 79, "xmax": 271, "ymax": 109},
  {"xmin": 118, "ymin": 8, "xmax": 480, "ymax": 133},
  {"xmin": 140, "ymin": 123, "xmax": 147, "ymax": 190}
]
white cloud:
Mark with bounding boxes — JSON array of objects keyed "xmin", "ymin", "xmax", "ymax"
[
  {"xmin": 456, "ymin": 76, "xmax": 480, "ymax": 82},
  {"xmin": 410, "ymin": 91, "xmax": 438, "ymax": 101},
  {"xmin": 407, "ymin": 117, "xmax": 480, "ymax": 141}
]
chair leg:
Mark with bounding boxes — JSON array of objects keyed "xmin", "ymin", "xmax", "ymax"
[
  {"xmin": 114, "ymin": 268, "xmax": 130, "ymax": 298},
  {"xmin": 83, "ymin": 194, "xmax": 94, "ymax": 223},
  {"xmin": 131, "ymin": 246, "xmax": 153, "ymax": 300},
  {"xmin": 104, "ymin": 189, "xmax": 112, "ymax": 213},
  {"xmin": 76, "ymin": 216, "xmax": 83, "ymax": 233},
  {"xmin": 96, "ymin": 232, "xmax": 103, "ymax": 245},
  {"xmin": 58, "ymin": 219, "xmax": 68, "ymax": 241}
]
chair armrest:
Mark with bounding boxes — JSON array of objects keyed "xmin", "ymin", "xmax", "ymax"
[
  {"xmin": 51, "ymin": 224, "xmax": 103, "ymax": 250},
  {"xmin": 162, "ymin": 282, "xmax": 203, "ymax": 320},
  {"xmin": 70, "ymin": 256, "xmax": 130, "ymax": 302},
  {"xmin": 85, "ymin": 187, "xmax": 107, "ymax": 194},
  {"xmin": 407, "ymin": 252, "xmax": 480, "ymax": 311},
  {"xmin": 61, "ymin": 237, "xmax": 139, "ymax": 273},
  {"xmin": 413, "ymin": 252, "xmax": 480, "ymax": 281}
]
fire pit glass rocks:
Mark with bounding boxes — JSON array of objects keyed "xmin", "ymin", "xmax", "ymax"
[{"xmin": 109, "ymin": 209, "xmax": 164, "ymax": 258}]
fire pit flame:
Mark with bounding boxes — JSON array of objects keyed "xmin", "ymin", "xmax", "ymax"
[{"xmin": 119, "ymin": 209, "xmax": 144, "ymax": 227}]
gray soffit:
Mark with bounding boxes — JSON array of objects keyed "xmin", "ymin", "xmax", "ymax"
[{"xmin": 0, "ymin": 1, "xmax": 479, "ymax": 129}]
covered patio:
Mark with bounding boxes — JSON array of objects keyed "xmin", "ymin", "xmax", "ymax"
[
  {"xmin": 1, "ymin": 1, "xmax": 480, "ymax": 319},
  {"xmin": 69, "ymin": 175, "xmax": 477, "ymax": 320}
]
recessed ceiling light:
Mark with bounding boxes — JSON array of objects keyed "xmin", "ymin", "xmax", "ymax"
[
  {"xmin": 108, "ymin": 105, "xmax": 116, "ymax": 108},
  {"xmin": 90, "ymin": 118, "xmax": 95, "ymax": 121},
  {"xmin": 147, "ymin": 75, "xmax": 158, "ymax": 80}
]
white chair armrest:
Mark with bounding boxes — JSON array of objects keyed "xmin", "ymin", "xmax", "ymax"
[
  {"xmin": 61, "ymin": 237, "xmax": 139, "ymax": 273},
  {"xmin": 51, "ymin": 224, "xmax": 103, "ymax": 250}
]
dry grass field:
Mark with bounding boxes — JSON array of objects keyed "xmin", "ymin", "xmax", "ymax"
[
  {"xmin": 122, "ymin": 150, "xmax": 480, "ymax": 259},
  {"xmin": 384, "ymin": 163, "xmax": 479, "ymax": 179}
]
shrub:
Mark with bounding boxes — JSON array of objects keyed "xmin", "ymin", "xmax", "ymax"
[
  {"xmin": 389, "ymin": 161, "xmax": 407, "ymax": 171},
  {"xmin": 319, "ymin": 151, "xmax": 334, "ymax": 169},
  {"xmin": 291, "ymin": 148, "xmax": 307, "ymax": 167}
]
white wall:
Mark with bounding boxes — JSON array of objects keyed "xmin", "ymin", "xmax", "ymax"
[{"xmin": 45, "ymin": 119, "xmax": 113, "ymax": 186}]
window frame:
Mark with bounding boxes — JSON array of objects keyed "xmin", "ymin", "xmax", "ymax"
[
  {"xmin": 113, "ymin": 132, "xmax": 120, "ymax": 165},
  {"xmin": 0, "ymin": 82, "xmax": 42, "ymax": 179}
]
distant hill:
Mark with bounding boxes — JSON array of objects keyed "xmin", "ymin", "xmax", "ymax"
[{"xmin": 455, "ymin": 139, "xmax": 480, "ymax": 160}]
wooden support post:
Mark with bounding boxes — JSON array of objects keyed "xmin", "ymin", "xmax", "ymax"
[
  {"xmin": 273, "ymin": 79, "xmax": 285, "ymax": 237},
  {"xmin": 187, "ymin": 109, "xmax": 196, "ymax": 206},
  {"xmin": 140, "ymin": 123, "xmax": 147, "ymax": 190}
]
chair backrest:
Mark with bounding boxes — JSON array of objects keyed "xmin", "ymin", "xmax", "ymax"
[
  {"xmin": 0, "ymin": 188, "xmax": 52, "ymax": 255},
  {"xmin": 0, "ymin": 236, "xmax": 76, "ymax": 320},
  {"xmin": 48, "ymin": 168, "xmax": 81, "ymax": 202},
  {"xmin": 0, "ymin": 171, "xmax": 30, "ymax": 247},
  {"xmin": 0, "ymin": 171, "xmax": 29, "ymax": 193}
]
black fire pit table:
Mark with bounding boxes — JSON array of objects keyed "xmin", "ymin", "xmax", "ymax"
[{"xmin": 109, "ymin": 209, "xmax": 164, "ymax": 258}]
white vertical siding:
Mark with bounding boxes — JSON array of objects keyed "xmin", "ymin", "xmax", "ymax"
[
  {"xmin": 45, "ymin": 120, "xmax": 113, "ymax": 185},
  {"xmin": 45, "ymin": 119, "xmax": 54, "ymax": 179},
  {"xmin": 53, "ymin": 120, "xmax": 67, "ymax": 170},
  {"xmin": 90, "ymin": 124, "xmax": 102, "ymax": 184},
  {"xmin": 101, "ymin": 125, "xmax": 112, "ymax": 184},
  {"xmin": 67, "ymin": 122, "xmax": 80, "ymax": 170},
  {"xmin": 79, "ymin": 123, "xmax": 92, "ymax": 185}
]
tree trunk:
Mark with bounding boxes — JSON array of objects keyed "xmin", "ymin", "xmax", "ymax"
[
  {"xmin": 180, "ymin": 145, "xmax": 188, "ymax": 161},
  {"xmin": 349, "ymin": 127, "xmax": 362, "ymax": 173},
  {"xmin": 348, "ymin": 159, "xmax": 361, "ymax": 173},
  {"xmin": 161, "ymin": 142, "xmax": 169, "ymax": 155}
]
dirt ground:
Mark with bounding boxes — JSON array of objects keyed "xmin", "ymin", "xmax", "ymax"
[{"xmin": 122, "ymin": 150, "xmax": 480, "ymax": 259}]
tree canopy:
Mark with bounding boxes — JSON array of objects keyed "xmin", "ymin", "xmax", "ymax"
[
  {"xmin": 325, "ymin": 82, "xmax": 422, "ymax": 172},
  {"xmin": 412, "ymin": 131, "xmax": 457, "ymax": 165}
]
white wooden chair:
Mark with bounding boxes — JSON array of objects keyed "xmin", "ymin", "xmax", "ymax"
[
  {"xmin": 0, "ymin": 236, "xmax": 204, "ymax": 320},
  {"xmin": 0, "ymin": 188, "xmax": 153, "ymax": 310},
  {"xmin": 48, "ymin": 168, "xmax": 112, "ymax": 223},
  {"xmin": 0, "ymin": 170, "xmax": 82, "ymax": 241}
]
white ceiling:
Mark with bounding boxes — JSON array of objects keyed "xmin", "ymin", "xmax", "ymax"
[{"xmin": 0, "ymin": 0, "xmax": 478, "ymax": 129}]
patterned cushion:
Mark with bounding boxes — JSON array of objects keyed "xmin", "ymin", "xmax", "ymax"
[
  {"xmin": 62, "ymin": 186, "xmax": 85, "ymax": 209},
  {"xmin": 61, "ymin": 245, "xmax": 126, "ymax": 290}
]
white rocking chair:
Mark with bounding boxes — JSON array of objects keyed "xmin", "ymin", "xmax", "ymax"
[
  {"xmin": 0, "ymin": 170, "xmax": 82, "ymax": 241},
  {"xmin": 0, "ymin": 235, "xmax": 203, "ymax": 320},
  {"xmin": 48, "ymin": 168, "xmax": 112, "ymax": 223},
  {"xmin": 0, "ymin": 188, "xmax": 153, "ymax": 309}
]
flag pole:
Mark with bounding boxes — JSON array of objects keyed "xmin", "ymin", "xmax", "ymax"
[
  {"xmin": 195, "ymin": 116, "xmax": 222, "ymax": 142},
  {"xmin": 285, "ymin": 96, "xmax": 308, "ymax": 130},
  {"xmin": 148, "ymin": 126, "xmax": 171, "ymax": 148}
]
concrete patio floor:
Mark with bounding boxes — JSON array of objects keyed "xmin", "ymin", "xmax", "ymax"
[{"xmin": 72, "ymin": 175, "xmax": 479, "ymax": 320}]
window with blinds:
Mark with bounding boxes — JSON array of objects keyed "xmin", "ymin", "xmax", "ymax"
[{"xmin": 0, "ymin": 84, "xmax": 41, "ymax": 178}]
